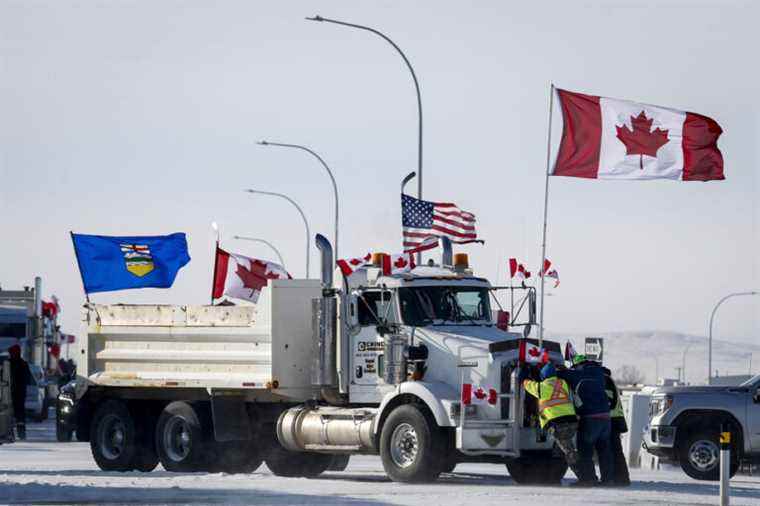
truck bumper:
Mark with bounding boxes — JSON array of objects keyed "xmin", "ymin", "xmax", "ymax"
[
  {"xmin": 457, "ymin": 425, "xmax": 513, "ymax": 454},
  {"xmin": 642, "ymin": 424, "xmax": 677, "ymax": 458}
]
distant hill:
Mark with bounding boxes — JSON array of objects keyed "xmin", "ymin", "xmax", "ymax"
[{"xmin": 551, "ymin": 331, "xmax": 760, "ymax": 385}]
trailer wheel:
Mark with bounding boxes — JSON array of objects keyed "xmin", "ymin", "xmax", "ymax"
[
  {"xmin": 379, "ymin": 404, "xmax": 444, "ymax": 483},
  {"xmin": 209, "ymin": 441, "xmax": 263, "ymax": 474},
  {"xmin": 156, "ymin": 402, "xmax": 206, "ymax": 472},
  {"xmin": 506, "ymin": 454, "xmax": 567, "ymax": 484},
  {"xmin": 90, "ymin": 400, "xmax": 138, "ymax": 472},
  {"xmin": 265, "ymin": 444, "xmax": 332, "ymax": 478}
]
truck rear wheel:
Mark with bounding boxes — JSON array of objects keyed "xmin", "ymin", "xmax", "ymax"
[
  {"xmin": 209, "ymin": 440, "xmax": 263, "ymax": 473},
  {"xmin": 328, "ymin": 455, "xmax": 350, "ymax": 472},
  {"xmin": 156, "ymin": 401, "xmax": 206, "ymax": 472},
  {"xmin": 265, "ymin": 444, "xmax": 332, "ymax": 478},
  {"xmin": 379, "ymin": 404, "xmax": 444, "ymax": 483},
  {"xmin": 90, "ymin": 400, "xmax": 138, "ymax": 472},
  {"xmin": 506, "ymin": 454, "xmax": 568, "ymax": 484},
  {"xmin": 678, "ymin": 429, "xmax": 738, "ymax": 481}
]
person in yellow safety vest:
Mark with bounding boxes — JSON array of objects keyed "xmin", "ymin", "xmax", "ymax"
[
  {"xmin": 522, "ymin": 362, "xmax": 580, "ymax": 469},
  {"xmin": 604, "ymin": 368, "xmax": 631, "ymax": 486}
]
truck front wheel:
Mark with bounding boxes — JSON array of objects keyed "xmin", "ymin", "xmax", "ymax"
[
  {"xmin": 678, "ymin": 430, "xmax": 738, "ymax": 481},
  {"xmin": 379, "ymin": 404, "xmax": 444, "ymax": 483},
  {"xmin": 90, "ymin": 400, "xmax": 138, "ymax": 472},
  {"xmin": 156, "ymin": 402, "xmax": 206, "ymax": 472}
]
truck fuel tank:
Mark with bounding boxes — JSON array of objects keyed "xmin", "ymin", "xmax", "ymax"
[{"xmin": 277, "ymin": 406, "xmax": 376, "ymax": 453}]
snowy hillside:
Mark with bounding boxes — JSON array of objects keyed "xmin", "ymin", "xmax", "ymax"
[{"xmin": 554, "ymin": 331, "xmax": 760, "ymax": 385}]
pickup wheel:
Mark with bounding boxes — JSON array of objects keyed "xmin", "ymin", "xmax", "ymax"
[
  {"xmin": 156, "ymin": 402, "xmax": 206, "ymax": 472},
  {"xmin": 89, "ymin": 400, "xmax": 138, "ymax": 472},
  {"xmin": 678, "ymin": 429, "xmax": 738, "ymax": 481},
  {"xmin": 265, "ymin": 443, "xmax": 332, "ymax": 478},
  {"xmin": 379, "ymin": 404, "xmax": 444, "ymax": 483},
  {"xmin": 507, "ymin": 454, "xmax": 568, "ymax": 484}
]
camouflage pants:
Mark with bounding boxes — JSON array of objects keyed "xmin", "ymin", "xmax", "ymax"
[{"xmin": 549, "ymin": 422, "xmax": 579, "ymax": 466}]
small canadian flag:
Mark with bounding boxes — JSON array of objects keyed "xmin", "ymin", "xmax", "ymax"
[
  {"xmin": 519, "ymin": 340, "xmax": 548, "ymax": 364},
  {"xmin": 461, "ymin": 383, "xmax": 498, "ymax": 406}
]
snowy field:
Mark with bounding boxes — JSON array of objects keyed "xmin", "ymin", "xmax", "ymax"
[{"xmin": 2, "ymin": 417, "xmax": 760, "ymax": 505}]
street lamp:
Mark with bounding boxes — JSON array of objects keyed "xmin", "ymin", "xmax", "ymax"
[
  {"xmin": 244, "ymin": 189, "xmax": 311, "ymax": 278},
  {"xmin": 233, "ymin": 235, "xmax": 286, "ymax": 269},
  {"xmin": 401, "ymin": 171, "xmax": 416, "ymax": 194},
  {"xmin": 708, "ymin": 291, "xmax": 758, "ymax": 385},
  {"xmin": 258, "ymin": 140, "xmax": 339, "ymax": 261},
  {"xmin": 306, "ymin": 15, "xmax": 423, "ymax": 202}
]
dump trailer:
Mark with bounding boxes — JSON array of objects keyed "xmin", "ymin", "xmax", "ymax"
[{"xmin": 73, "ymin": 236, "xmax": 567, "ymax": 482}]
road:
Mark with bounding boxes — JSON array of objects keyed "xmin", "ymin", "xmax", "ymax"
[{"xmin": 1, "ymin": 416, "xmax": 760, "ymax": 505}]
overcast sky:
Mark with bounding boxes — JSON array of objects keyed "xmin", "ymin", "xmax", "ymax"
[{"xmin": 1, "ymin": 1, "xmax": 757, "ymax": 346}]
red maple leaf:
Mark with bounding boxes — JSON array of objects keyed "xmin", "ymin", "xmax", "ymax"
[
  {"xmin": 528, "ymin": 346, "xmax": 541, "ymax": 357},
  {"xmin": 236, "ymin": 260, "xmax": 280, "ymax": 298},
  {"xmin": 394, "ymin": 256, "xmax": 408, "ymax": 269},
  {"xmin": 615, "ymin": 111, "xmax": 669, "ymax": 170},
  {"xmin": 474, "ymin": 388, "xmax": 487, "ymax": 400}
]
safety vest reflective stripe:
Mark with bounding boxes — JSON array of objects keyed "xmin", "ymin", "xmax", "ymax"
[
  {"xmin": 606, "ymin": 388, "xmax": 624, "ymax": 418},
  {"xmin": 538, "ymin": 378, "xmax": 572, "ymax": 410}
]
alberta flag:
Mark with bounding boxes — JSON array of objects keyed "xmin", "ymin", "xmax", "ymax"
[{"xmin": 71, "ymin": 232, "xmax": 190, "ymax": 294}]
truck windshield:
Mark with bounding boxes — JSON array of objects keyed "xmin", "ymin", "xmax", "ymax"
[{"xmin": 398, "ymin": 286, "xmax": 491, "ymax": 326}]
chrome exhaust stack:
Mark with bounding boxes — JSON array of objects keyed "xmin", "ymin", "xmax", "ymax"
[
  {"xmin": 315, "ymin": 233, "xmax": 333, "ymax": 289},
  {"xmin": 312, "ymin": 234, "xmax": 341, "ymax": 401}
]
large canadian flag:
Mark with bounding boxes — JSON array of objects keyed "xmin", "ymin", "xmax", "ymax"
[
  {"xmin": 552, "ymin": 89, "xmax": 724, "ymax": 181},
  {"xmin": 212, "ymin": 247, "xmax": 291, "ymax": 303}
]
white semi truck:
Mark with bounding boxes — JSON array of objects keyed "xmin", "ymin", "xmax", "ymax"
[{"xmin": 72, "ymin": 236, "xmax": 567, "ymax": 483}]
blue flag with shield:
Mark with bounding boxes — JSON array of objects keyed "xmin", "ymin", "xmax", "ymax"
[{"xmin": 71, "ymin": 232, "xmax": 191, "ymax": 294}]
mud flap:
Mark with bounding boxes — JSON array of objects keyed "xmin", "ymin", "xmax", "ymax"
[{"xmin": 211, "ymin": 395, "xmax": 251, "ymax": 442}]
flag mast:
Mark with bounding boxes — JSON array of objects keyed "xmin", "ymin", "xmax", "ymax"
[{"xmin": 538, "ymin": 83, "xmax": 555, "ymax": 348}]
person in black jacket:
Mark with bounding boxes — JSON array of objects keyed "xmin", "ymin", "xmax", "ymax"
[
  {"xmin": 8, "ymin": 344, "xmax": 30, "ymax": 440},
  {"xmin": 604, "ymin": 368, "xmax": 631, "ymax": 486},
  {"xmin": 558, "ymin": 355, "xmax": 613, "ymax": 486}
]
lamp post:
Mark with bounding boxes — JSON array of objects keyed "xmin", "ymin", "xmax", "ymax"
[
  {"xmin": 258, "ymin": 140, "xmax": 339, "ymax": 261},
  {"xmin": 233, "ymin": 235, "xmax": 286, "ymax": 269},
  {"xmin": 244, "ymin": 189, "xmax": 310, "ymax": 278},
  {"xmin": 306, "ymin": 15, "xmax": 423, "ymax": 202},
  {"xmin": 708, "ymin": 291, "xmax": 758, "ymax": 385}
]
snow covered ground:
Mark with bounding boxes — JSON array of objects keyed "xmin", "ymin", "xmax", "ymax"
[{"xmin": 2, "ymin": 417, "xmax": 760, "ymax": 505}]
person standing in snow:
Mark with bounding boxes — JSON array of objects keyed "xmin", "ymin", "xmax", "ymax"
[
  {"xmin": 604, "ymin": 368, "xmax": 630, "ymax": 486},
  {"xmin": 558, "ymin": 354, "xmax": 613, "ymax": 486},
  {"xmin": 520, "ymin": 362, "xmax": 580, "ymax": 476},
  {"xmin": 8, "ymin": 344, "xmax": 31, "ymax": 440}
]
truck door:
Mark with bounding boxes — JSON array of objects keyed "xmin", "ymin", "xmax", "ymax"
[
  {"xmin": 748, "ymin": 381, "xmax": 760, "ymax": 451},
  {"xmin": 351, "ymin": 290, "xmax": 387, "ymax": 387}
]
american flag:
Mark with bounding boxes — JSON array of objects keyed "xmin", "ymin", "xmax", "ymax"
[{"xmin": 402, "ymin": 194, "xmax": 478, "ymax": 251}]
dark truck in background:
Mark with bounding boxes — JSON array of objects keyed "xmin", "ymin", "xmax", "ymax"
[{"xmin": 643, "ymin": 374, "xmax": 760, "ymax": 480}]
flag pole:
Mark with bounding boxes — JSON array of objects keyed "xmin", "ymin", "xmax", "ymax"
[
  {"xmin": 70, "ymin": 232, "xmax": 91, "ymax": 304},
  {"xmin": 538, "ymin": 83, "xmax": 555, "ymax": 348}
]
